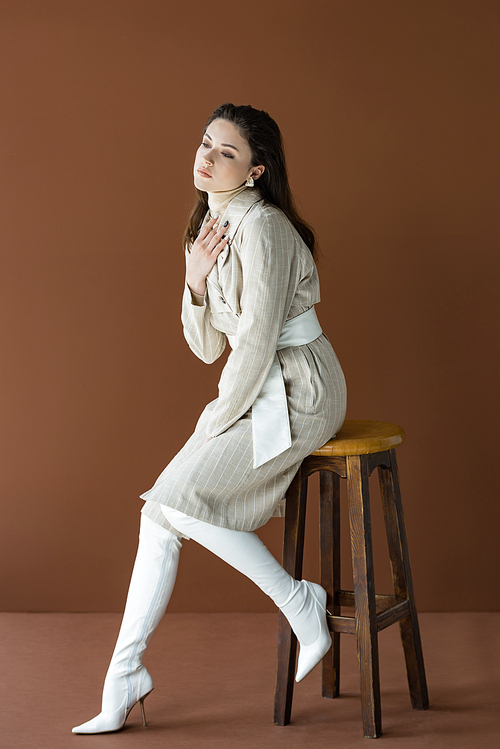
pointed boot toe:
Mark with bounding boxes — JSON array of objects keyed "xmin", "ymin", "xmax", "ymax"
[
  {"xmin": 72, "ymin": 700, "xmax": 128, "ymax": 734},
  {"xmin": 295, "ymin": 582, "xmax": 332, "ymax": 682}
]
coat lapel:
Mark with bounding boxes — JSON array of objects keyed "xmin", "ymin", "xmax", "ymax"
[
  {"xmin": 206, "ymin": 189, "xmax": 263, "ymax": 294},
  {"xmin": 216, "ymin": 188, "xmax": 263, "ymax": 265}
]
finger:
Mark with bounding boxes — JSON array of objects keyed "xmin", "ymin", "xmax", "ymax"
[
  {"xmin": 208, "ymin": 221, "xmax": 229, "ymax": 247},
  {"xmin": 207, "ymin": 228, "xmax": 227, "ymax": 252},
  {"xmin": 200, "ymin": 215, "xmax": 219, "ymax": 239},
  {"xmin": 217, "ymin": 220, "xmax": 229, "ymax": 236},
  {"xmin": 210, "ymin": 234, "xmax": 229, "ymax": 255}
]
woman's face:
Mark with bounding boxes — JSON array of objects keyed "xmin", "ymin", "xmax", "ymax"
[{"xmin": 193, "ymin": 118, "xmax": 264, "ymax": 193}]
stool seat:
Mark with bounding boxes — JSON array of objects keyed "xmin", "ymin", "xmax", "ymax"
[{"xmin": 312, "ymin": 419, "xmax": 406, "ymax": 457}]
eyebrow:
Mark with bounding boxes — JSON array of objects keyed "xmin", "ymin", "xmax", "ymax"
[{"xmin": 204, "ymin": 131, "xmax": 239, "ymax": 152}]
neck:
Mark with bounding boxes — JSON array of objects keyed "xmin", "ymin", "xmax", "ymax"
[{"xmin": 208, "ymin": 184, "xmax": 248, "ymax": 216}]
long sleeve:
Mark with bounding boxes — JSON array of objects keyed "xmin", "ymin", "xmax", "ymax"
[
  {"xmin": 181, "ymin": 252, "xmax": 227, "ymax": 364},
  {"xmin": 205, "ymin": 213, "xmax": 299, "ymax": 438}
]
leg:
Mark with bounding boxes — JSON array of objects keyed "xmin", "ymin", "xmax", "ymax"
[
  {"xmin": 320, "ymin": 469, "xmax": 340, "ymax": 698},
  {"xmin": 347, "ymin": 455, "xmax": 382, "ymax": 739},
  {"xmin": 378, "ymin": 452, "xmax": 429, "ymax": 710},
  {"xmin": 72, "ymin": 515, "xmax": 182, "ymax": 734},
  {"xmin": 163, "ymin": 505, "xmax": 331, "ymax": 684}
]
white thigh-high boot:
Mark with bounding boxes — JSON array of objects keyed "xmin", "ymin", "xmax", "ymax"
[
  {"xmin": 163, "ymin": 507, "xmax": 331, "ymax": 683},
  {"xmin": 72, "ymin": 514, "xmax": 182, "ymax": 734}
]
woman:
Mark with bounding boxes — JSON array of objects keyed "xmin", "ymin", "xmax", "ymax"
[{"xmin": 72, "ymin": 103, "xmax": 347, "ymax": 735}]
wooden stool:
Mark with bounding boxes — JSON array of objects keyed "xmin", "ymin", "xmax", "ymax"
[{"xmin": 274, "ymin": 420, "xmax": 429, "ymax": 738}]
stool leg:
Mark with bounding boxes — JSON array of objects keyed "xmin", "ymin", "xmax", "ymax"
[
  {"xmin": 378, "ymin": 451, "xmax": 429, "ymax": 710},
  {"xmin": 274, "ymin": 466, "xmax": 308, "ymax": 726},
  {"xmin": 320, "ymin": 469, "xmax": 340, "ymax": 698},
  {"xmin": 347, "ymin": 455, "xmax": 382, "ymax": 738}
]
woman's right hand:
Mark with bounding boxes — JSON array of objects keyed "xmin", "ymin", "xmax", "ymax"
[{"xmin": 186, "ymin": 216, "xmax": 229, "ymax": 297}]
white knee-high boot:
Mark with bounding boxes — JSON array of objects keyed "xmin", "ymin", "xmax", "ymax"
[
  {"xmin": 72, "ymin": 514, "xmax": 182, "ymax": 734},
  {"xmin": 163, "ymin": 507, "xmax": 331, "ymax": 683}
]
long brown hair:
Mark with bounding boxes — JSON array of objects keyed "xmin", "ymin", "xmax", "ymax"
[{"xmin": 183, "ymin": 103, "xmax": 316, "ymax": 258}]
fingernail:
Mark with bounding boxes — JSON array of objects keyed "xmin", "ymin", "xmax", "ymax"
[
  {"xmin": 224, "ymin": 221, "xmax": 229, "ymax": 227},
  {"xmin": 222, "ymin": 234, "xmax": 226, "ymax": 239},
  {"xmin": 214, "ymin": 213, "xmax": 219, "ymax": 219}
]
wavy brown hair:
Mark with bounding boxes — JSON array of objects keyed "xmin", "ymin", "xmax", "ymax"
[{"xmin": 183, "ymin": 103, "xmax": 316, "ymax": 258}]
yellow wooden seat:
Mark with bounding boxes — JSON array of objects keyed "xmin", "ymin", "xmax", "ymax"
[
  {"xmin": 311, "ymin": 419, "xmax": 406, "ymax": 457},
  {"xmin": 274, "ymin": 420, "xmax": 428, "ymax": 738}
]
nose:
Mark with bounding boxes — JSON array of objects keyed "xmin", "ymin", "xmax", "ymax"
[{"xmin": 200, "ymin": 145, "xmax": 214, "ymax": 166}]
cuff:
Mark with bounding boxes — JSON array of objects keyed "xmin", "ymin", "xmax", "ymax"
[{"xmin": 189, "ymin": 288, "xmax": 206, "ymax": 306}]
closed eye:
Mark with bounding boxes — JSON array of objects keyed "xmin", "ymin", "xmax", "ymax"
[{"xmin": 201, "ymin": 142, "xmax": 234, "ymax": 159}]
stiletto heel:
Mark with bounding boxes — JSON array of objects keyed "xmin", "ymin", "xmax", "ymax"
[{"xmin": 139, "ymin": 690, "xmax": 152, "ymax": 727}]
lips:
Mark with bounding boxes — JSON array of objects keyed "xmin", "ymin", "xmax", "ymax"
[{"xmin": 197, "ymin": 168, "xmax": 212, "ymax": 178}]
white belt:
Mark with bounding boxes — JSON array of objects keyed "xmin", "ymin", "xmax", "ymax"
[{"xmin": 230, "ymin": 306, "xmax": 322, "ymax": 469}]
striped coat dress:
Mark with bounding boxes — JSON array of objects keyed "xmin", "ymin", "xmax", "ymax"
[{"xmin": 141, "ymin": 188, "xmax": 347, "ymax": 537}]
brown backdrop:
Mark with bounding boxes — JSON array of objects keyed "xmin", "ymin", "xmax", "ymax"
[{"xmin": 1, "ymin": 0, "xmax": 499, "ymax": 613}]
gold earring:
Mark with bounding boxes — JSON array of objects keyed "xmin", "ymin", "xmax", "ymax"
[{"xmin": 245, "ymin": 176, "xmax": 254, "ymax": 187}]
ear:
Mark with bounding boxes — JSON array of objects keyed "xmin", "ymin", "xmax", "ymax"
[{"xmin": 250, "ymin": 165, "xmax": 265, "ymax": 181}]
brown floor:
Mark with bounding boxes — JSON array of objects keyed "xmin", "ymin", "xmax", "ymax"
[{"xmin": 0, "ymin": 612, "xmax": 498, "ymax": 749}]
